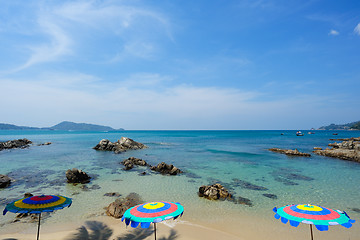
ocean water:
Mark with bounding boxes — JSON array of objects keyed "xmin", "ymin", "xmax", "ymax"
[{"xmin": 1, "ymin": 130, "xmax": 360, "ymax": 231}]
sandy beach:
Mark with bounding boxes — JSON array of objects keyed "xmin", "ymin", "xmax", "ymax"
[{"xmin": 1, "ymin": 212, "xmax": 358, "ymax": 240}]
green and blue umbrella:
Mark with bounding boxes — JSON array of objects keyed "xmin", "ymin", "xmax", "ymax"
[
  {"xmin": 273, "ymin": 204, "xmax": 355, "ymax": 239},
  {"xmin": 122, "ymin": 201, "xmax": 184, "ymax": 240},
  {"xmin": 3, "ymin": 194, "xmax": 72, "ymax": 240}
]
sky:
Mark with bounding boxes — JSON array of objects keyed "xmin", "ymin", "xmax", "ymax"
[{"xmin": 1, "ymin": 0, "xmax": 360, "ymax": 130}]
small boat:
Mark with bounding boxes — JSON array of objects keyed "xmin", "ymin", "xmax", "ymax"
[
  {"xmin": 308, "ymin": 132, "xmax": 315, "ymax": 134},
  {"xmin": 296, "ymin": 131, "xmax": 304, "ymax": 136},
  {"xmin": 333, "ymin": 133, "xmax": 338, "ymax": 135}
]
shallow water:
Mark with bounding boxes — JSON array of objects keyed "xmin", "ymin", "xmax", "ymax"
[{"xmin": 1, "ymin": 130, "xmax": 359, "ymax": 232}]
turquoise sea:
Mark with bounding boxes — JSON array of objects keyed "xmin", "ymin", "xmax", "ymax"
[{"xmin": 1, "ymin": 130, "xmax": 360, "ymax": 232}]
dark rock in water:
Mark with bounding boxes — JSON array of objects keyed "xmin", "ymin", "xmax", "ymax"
[
  {"xmin": 271, "ymin": 169, "xmax": 313, "ymax": 186},
  {"xmin": 0, "ymin": 138, "xmax": 32, "ymax": 151},
  {"xmin": 66, "ymin": 168, "xmax": 91, "ymax": 184},
  {"xmin": 273, "ymin": 176, "xmax": 298, "ymax": 186},
  {"xmin": 93, "ymin": 137, "xmax": 147, "ymax": 154},
  {"xmin": 150, "ymin": 162, "xmax": 182, "ymax": 175},
  {"xmin": 37, "ymin": 142, "xmax": 52, "ymax": 146},
  {"xmin": 262, "ymin": 193, "xmax": 278, "ymax": 199},
  {"xmin": 139, "ymin": 172, "xmax": 147, "ymax": 176},
  {"xmin": 232, "ymin": 178, "xmax": 268, "ymax": 191},
  {"xmin": 121, "ymin": 157, "xmax": 149, "ymax": 170},
  {"xmin": 230, "ymin": 196, "xmax": 253, "ymax": 206},
  {"xmin": 269, "ymin": 148, "xmax": 311, "ymax": 157},
  {"xmin": 350, "ymin": 208, "xmax": 360, "ymax": 213},
  {"xmin": 0, "ymin": 175, "xmax": 11, "ymax": 188},
  {"xmin": 104, "ymin": 192, "xmax": 122, "ymax": 197},
  {"xmin": 184, "ymin": 172, "xmax": 202, "ymax": 179},
  {"xmin": 198, "ymin": 183, "xmax": 232, "ymax": 200},
  {"xmin": 106, "ymin": 193, "xmax": 143, "ymax": 219}
]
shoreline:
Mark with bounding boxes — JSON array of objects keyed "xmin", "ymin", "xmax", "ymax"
[{"xmin": 1, "ymin": 211, "xmax": 358, "ymax": 240}]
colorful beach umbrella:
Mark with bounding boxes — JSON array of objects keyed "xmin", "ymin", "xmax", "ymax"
[
  {"xmin": 121, "ymin": 201, "xmax": 184, "ymax": 240},
  {"xmin": 3, "ymin": 194, "xmax": 72, "ymax": 240},
  {"xmin": 273, "ymin": 204, "xmax": 355, "ymax": 240}
]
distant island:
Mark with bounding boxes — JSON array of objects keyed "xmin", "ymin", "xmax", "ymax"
[
  {"xmin": 0, "ymin": 121, "xmax": 124, "ymax": 131},
  {"xmin": 318, "ymin": 120, "xmax": 360, "ymax": 130}
]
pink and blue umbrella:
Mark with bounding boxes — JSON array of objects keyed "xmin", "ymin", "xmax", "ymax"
[
  {"xmin": 273, "ymin": 204, "xmax": 355, "ymax": 239},
  {"xmin": 122, "ymin": 201, "xmax": 184, "ymax": 240},
  {"xmin": 3, "ymin": 194, "xmax": 72, "ymax": 240}
]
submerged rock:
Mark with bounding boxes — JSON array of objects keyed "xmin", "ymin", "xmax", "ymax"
[
  {"xmin": 121, "ymin": 157, "xmax": 149, "ymax": 170},
  {"xmin": 313, "ymin": 137, "xmax": 360, "ymax": 163},
  {"xmin": 230, "ymin": 196, "xmax": 253, "ymax": 206},
  {"xmin": 93, "ymin": 137, "xmax": 147, "ymax": 154},
  {"xmin": 262, "ymin": 193, "xmax": 278, "ymax": 199},
  {"xmin": 106, "ymin": 193, "xmax": 143, "ymax": 219},
  {"xmin": 198, "ymin": 183, "xmax": 232, "ymax": 200},
  {"xmin": 0, "ymin": 138, "xmax": 32, "ymax": 151},
  {"xmin": 269, "ymin": 148, "xmax": 311, "ymax": 157},
  {"xmin": 104, "ymin": 192, "xmax": 122, "ymax": 197},
  {"xmin": 0, "ymin": 175, "xmax": 11, "ymax": 188},
  {"xmin": 232, "ymin": 178, "xmax": 268, "ymax": 191},
  {"xmin": 66, "ymin": 168, "xmax": 91, "ymax": 184},
  {"xmin": 150, "ymin": 162, "xmax": 182, "ymax": 175}
]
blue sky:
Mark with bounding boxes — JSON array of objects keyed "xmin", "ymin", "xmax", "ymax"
[{"xmin": 1, "ymin": 0, "xmax": 360, "ymax": 130}]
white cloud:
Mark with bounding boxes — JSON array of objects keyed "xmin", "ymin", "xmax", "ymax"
[
  {"xmin": 354, "ymin": 23, "xmax": 360, "ymax": 36},
  {"xmin": 328, "ymin": 29, "xmax": 339, "ymax": 36}
]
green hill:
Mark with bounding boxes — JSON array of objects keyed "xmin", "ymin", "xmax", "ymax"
[
  {"xmin": 50, "ymin": 121, "xmax": 121, "ymax": 131},
  {"xmin": 0, "ymin": 123, "xmax": 39, "ymax": 130},
  {"xmin": 318, "ymin": 120, "xmax": 360, "ymax": 130}
]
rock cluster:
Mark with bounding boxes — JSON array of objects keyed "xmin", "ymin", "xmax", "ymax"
[
  {"xmin": 313, "ymin": 137, "xmax": 360, "ymax": 163},
  {"xmin": 106, "ymin": 193, "xmax": 143, "ymax": 219},
  {"xmin": 269, "ymin": 148, "xmax": 311, "ymax": 157},
  {"xmin": 0, "ymin": 138, "xmax": 32, "ymax": 151},
  {"xmin": 121, "ymin": 157, "xmax": 149, "ymax": 170},
  {"xmin": 66, "ymin": 168, "xmax": 91, "ymax": 184},
  {"xmin": 0, "ymin": 175, "xmax": 11, "ymax": 188},
  {"xmin": 150, "ymin": 162, "xmax": 182, "ymax": 175},
  {"xmin": 198, "ymin": 183, "xmax": 232, "ymax": 200},
  {"xmin": 93, "ymin": 137, "xmax": 147, "ymax": 154}
]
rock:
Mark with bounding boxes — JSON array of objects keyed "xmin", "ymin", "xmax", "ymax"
[
  {"xmin": 313, "ymin": 147, "xmax": 322, "ymax": 150},
  {"xmin": 262, "ymin": 193, "xmax": 278, "ymax": 199},
  {"xmin": 232, "ymin": 178, "xmax": 268, "ymax": 191},
  {"xmin": 38, "ymin": 142, "xmax": 52, "ymax": 146},
  {"xmin": 121, "ymin": 157, "xmax": 149, "ymax": 170},
  {"xmin": 93, "ymin": 137, "xmax": 147, "ymax": 154},
  {"xmin": 0, "ymin": 138, "xmax": 32, "ymax": 151},
  {"xmin": 231, "ymin": 196, "xmax": 253, "ymax": 206},
  {"xmin": 150, "ymin": 162, "xmax": 182, "ymax": 175},
  {"xmin": 66, "ymin": 168, "xmax": 91, "ymax": 184},
  {"xmin": 198, "ymin": 183, "xmax": 232, "ymax": 200},
  {"xmin": 104, "ymin": 192, "xmax": 122, "ymax": 197},
  {"xmin": 313, "ymin": 137, "xmax": 360, "ymax": 163},
  {"xmin": 0, "ymin": 175, "xmax": 11, "ymax": 188},
  {"xmin": 106, "ymin": 193, "xmax": 143, "ymax": 219},
  {"xmin": 269, "ymin": 148, "xmax": 311, "ymax": 157}
]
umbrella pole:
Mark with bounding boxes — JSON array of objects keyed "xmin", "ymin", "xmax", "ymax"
[
  {"xmin": 154, "ymin": 222, "xmax": 157, "ymax": 240},
  {"xmin": 36, "ymin": 213, "xmax": 41, "ymax": 240},
  {"xmin": 310, "ymin": 224, "xmax": 313, "ymax": 240}
]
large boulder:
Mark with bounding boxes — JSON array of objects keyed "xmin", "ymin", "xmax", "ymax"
[
  {"xmin": 0, "ymin": 138, "xmax": 32, "ymax": 151},
  {"xmin": 106, "ymin": 193, "xmax": 143, "ymax": 219},
  {"xmin": 121, "ymin": 157, "xmax": 149, "ymax": 170},
  {"xmin": 93, "ymin": 137, "xmax": 147, "ymax": 154},
  {"xmin": 198, "ymin": 183, "xmax": 232, "ymax": 200},
  {"xmin": 269, "ymin": 148, "xmax": 311, "ymax": 157},
  {"xmin": 66, "ymin": 168, "xmax": 91, "ymax": 184},
  {"xmin": 313, "ymin": 137, "xmax": 360, "ymax": 163},
  {"xmin": 0, "ymin": 175, "xmax": 11, "ymax": 188},
  {"xmin": 150, "ymin": 162, "xmax": 182, "ymax": 175}
]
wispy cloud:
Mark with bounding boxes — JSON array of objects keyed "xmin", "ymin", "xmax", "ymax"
[
  {"xmin": 354, "ymin": 23, "xmax": 360, "ymax": 36},
  {"xmin": 328, "ymin": 29, "xmax": 339, "ymax": 36}
]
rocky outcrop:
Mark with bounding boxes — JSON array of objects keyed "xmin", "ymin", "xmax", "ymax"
[
  {"xmin": 121, "ymin": 157, "xmax": 149, "ymax": 170},
  {"xmin": 313, "ymin": 137, "xmax": 360, "ymax": 163},
  {"xmin": 269, "ymin": 148, "xmax": 311, "ymax": 157},
  {"xmin": 38, "ymin": 142, "xmax": 52, "ymax": 146},
  {"xmin": 0, "ymin": 138, "xmax": 32, "ymax": 151},
  {"xmin": 66, "ymin": 168, "xmax": 91, "ymax": 184},
  {"xmin": 198, "ymin": 183, "xmax": 232, "ymax": 200},
  {"xmin": 0, "ymin": 175, "xmax": 11, "ymax": 188},
  {"xmin": 106, "ymin": 193, "xmax": 142, "ymax": 219},
  {"xmin": 150, "ymin": 162, "xmax": 182, "ymax": 175},
  {"xmin": 93, "ymin": 137, "xmax": 147, "ymax": 154}
]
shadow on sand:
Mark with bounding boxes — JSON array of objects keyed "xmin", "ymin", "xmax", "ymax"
[{"xmin": 66, "ymin": 221, "xmax": 178, "ymax": 240}]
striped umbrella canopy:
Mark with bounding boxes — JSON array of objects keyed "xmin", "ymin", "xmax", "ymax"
[
  {"xmin": 273, "ymin": 204, "xmax": 355, "ymax": 240},
  {"xmin": 3, "ymin": 194, "xmax": 72, "ymax": 240},
  {"xmin": 122, "ymin": 201, "xmax": 184, "ymax": 240}
]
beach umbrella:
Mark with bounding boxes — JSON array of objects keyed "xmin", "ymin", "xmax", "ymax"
[
  {"xmin": 121, "ymin": 201, "xmax": 184, "ymax": 240},
  {"xmin": 3, "ymin": 194, "xmax": 72, "ymax": 240},
  {"xmin": 273, "ymin": 204, "xmax": 355, "ymax": 240}
]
